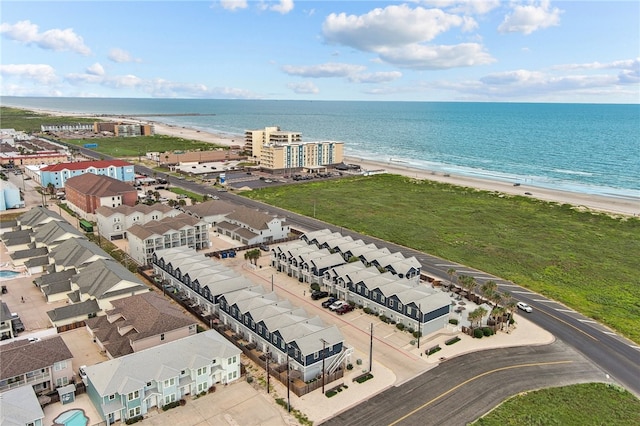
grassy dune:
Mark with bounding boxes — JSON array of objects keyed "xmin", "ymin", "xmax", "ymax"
[
  {"xmin": 474, "ymin": 383, "xmax": 640, "ymax": 425},
  {"xmin": 242, "ymin": 174, "xmax": 640, "ymax": 343}
]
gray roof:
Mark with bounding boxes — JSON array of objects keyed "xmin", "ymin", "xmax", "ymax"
[
  {"xmin": 46, "ymin": 299, "xmax": 100, "ymax": 322},
  {"xmin": 72, "ymin": 259, "xmax": 147, "ymax": 300},
  {"xmin": 8, "ymin": 247, "xmax": 48, "ymax": 260},
  {"xmin": 49, "ymin": 238, "xmax": 111, "ymax": 269},
  {"xmin": 24, "ymin": 255, "xmax": 50, "ymax": 268},
  {"xmin": 182, "ymin": 199, "xmax": 236, "ymax": 219},
  {"xmin": 34, "ymin": 268, "xmax": 76, "ymax": 287},
  {"xmin": 85, "ymin": 330, "xmax": 241, "ymax": 397},
  {"xmin": 0, "ymin": 384, "xmax": 44, "ymax": 425},
  {"xmin": 17, "ymin": 206, "xmax": 65, "ymax": 229},
  {"xmin": 127, "ymin": 213, "xmax": 205, "ymax": 240},
  {"xmin": 33, "ymin": 221, "xmax": 84, "ymax": 246},
  {"xmin": 0, "ymin": 336, "xmax": 73, "ymax": 380},
  {"xmin": 0, "ymin": 218, "xmax": 17, "ymax": 230},
  {"xmin": 1, "ymin": 229, "xmax": 32, "ymax": 247},
  {"xmin": 225, "ymin": 206, "xmax": 280, "ymax": 231},
  {"xmin": 95, "ymin": 203, "xmax": 175, "ymax": 218}
]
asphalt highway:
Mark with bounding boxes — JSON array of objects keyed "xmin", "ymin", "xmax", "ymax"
[{"xmin": 321, "ymin": 340, "xmax": 606, "ymax": 426}]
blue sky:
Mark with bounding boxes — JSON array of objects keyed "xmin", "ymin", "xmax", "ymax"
[{"xmin": 1, "ymin": 1, "xmax": 638, "ymax": 103}]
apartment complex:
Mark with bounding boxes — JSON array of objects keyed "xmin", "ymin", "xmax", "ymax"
[
  {"xmin": 39, "ymin": 159, "xmax": 135, "ymax": 189},
  {"xmin": 244, "ymin": 126, "xmax": 343, "ymax": 172},
  {"xmin": 65, "ymin": 174, "xmax": 138, "ymax": 220}
]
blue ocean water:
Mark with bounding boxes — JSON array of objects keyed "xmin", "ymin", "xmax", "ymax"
[{"xmin": 3, "ymin": 97, "xmax": 639, "ymax": 200}]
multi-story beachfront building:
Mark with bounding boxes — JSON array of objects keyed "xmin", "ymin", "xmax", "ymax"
[
  {"xmin": 39, "ymin": 159, "xmax": 135, "ymax": 189},
  {"xmin": 244, "ymin": 126, "xmax": 343, "ymax": 172}
]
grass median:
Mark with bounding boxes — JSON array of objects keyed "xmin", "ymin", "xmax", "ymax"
[{"xmin": 242, "ymin": 174, "xmax": 640, "ymax": 344}]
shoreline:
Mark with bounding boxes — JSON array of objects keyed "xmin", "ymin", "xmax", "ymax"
[{"xmin": 18, "ymin": 106, "xmax": 640, "ymax": 217}]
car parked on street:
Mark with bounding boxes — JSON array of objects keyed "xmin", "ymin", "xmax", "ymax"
[
  {"xmin": 79, "ymin": 365, "xmax": 88, "ymax": 385},
  {"xmin": 517, "ymin": 302, "xmax": 533, "ymax": 312},
  {"xmin": 311, "ymin": 290, "xmax": 329, "ymax": 300},
  {"xmin": 321, "ymin": 297, "xmax": 337, "ymax": 308},
  {"xmin": 329, "ymin": 300, "xmax": 349, "ymax": 311},
  {"xmin": 336, "ymin": 304, "xmax": 354, "ymax": 315}
]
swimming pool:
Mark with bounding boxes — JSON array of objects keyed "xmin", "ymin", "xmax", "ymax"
[
  {"xmin": 0, "ymin": 270, "xmax": 20, "ymax": 278},
  {"xmin": 54, "ymin": 409, "xmax": 88, "ymax": 426}
]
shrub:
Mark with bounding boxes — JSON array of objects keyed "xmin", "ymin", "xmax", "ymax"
[
  {"xmin": 396, "ymin": 323, "xmax": 405, "ymax": 331},
  {"xmin": 354, "ymin": 373, "xmax": 374, "ymax": 383},
  {"xmin": 363, "ymin": 307, "xmax": 373, "ymax": 315},
  {"xmin": 483, "ymin": 327, "xmax": 494, "ymax": 336},
  {"xmin": 413, "ymin": 330, "xmax": 422, "ymax": 339},
  {"xmin": 473, "ymin": 328, "xmax": 484, "ymax": 338},
  {"xmin": 310, "ymin": 283, "xmax": 320, "ymax": 291},
  {"xmin": 379, "ymin": 315, "xmax": 389, "ymax": 323},
  {"xmin": 326, "ymin": 390, "xmax": 337, "ymax": 398},
  {"xmin": 246, "ymin": 376, "xmax": 253, "ymax": 384},
  {"xmin": 208, "ymin": 385, "xmax": 216, "ymax": 393},
  {"xmin": 346, "ymin": 363, "xmax": 354, "ymax": 370},
  {"xmin": 162, "ymin": 401, "xmax": 181, "ymax": 411},
  {"xmin": 125, "ymin": 415, "xmax": 143, "ymax": 424},
  {"xmin": 426, "ymin": 345, "xmax": 441, "ymax": 356},
  {"xmin": 407, "ymin": 327, "xmax": 415, "ymax": 334},
  {"xmin": 445, "ymin": 336, "xmax": 461, "ymax": 346},
  {"xmin": 449, "ymin": 318, "xmax": 459, "ymax": 325}
]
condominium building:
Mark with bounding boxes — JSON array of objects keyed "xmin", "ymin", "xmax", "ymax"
[{"xmin": 244, "ymin": 126, "xmax": 343, "ymax": 172}]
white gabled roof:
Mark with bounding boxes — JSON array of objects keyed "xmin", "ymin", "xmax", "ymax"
[{"xmin": 85, "ymin": 330, "xmax": 241, "ymax": 397}]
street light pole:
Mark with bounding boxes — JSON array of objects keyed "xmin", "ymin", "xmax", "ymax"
[
  {"xmin": 266, "ymin": 349, "xmax": 270, "ymax": 394},
  {"xmin": 286, "ymin": 349, "xmax": 291, "ymax": 413},
  {"xmin": 320, "ymin": 338, "xmax": 328, "ymax": 394},
  {"xmin": 417, "ymin": 303, "xmax": 422, "ymax": 349}
]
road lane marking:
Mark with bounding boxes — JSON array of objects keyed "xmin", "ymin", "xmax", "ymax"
[
  {"xmin": 388, "ymin": 360, "xmax": 574, "ymax": 426},
  {"xmin": 578, "ymin": 319, "xmax": 597, "ymax": 323},
  {"xmin": 539, "ymin": 308, "xmax": 599, "ymax": 342},
  {"xmin": 555, "ymin": 309, "xmax": 577, "ymax": 313}
]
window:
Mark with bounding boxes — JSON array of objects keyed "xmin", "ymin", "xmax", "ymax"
[
  {"xmin": 128, "ymin": 407, "xmax": 141, "ymax": 417},
  {"xmin": 56, "ymin": 377, "xmax": 69, "ymax": 387},
  {"xmin": 163, "ymin": 378, "xmax": 175, "ymax": 388},
  {"xmin": 160, "ymin": 333, "xmax": 165, "ymax": 341},
  {"xmin": 108, "ymin": 394, "xmax": 116, "ymax": 401},
  {"xmin": 127, "ymin": 390, "xmax": 139, "ymax": 401},
  {"xmin": 164, "ymin": 394, "xmax": 176, "ymax": 405},
  {"xmin": 53, "ymin": 360, "xmax": 67, "ymax": 371},
  {"xmin": 197, "ymin": 382, "xmax": 207, "ymax": 393},
  {"xmin": 197, "ymin": 366, "xmax": 207, "ymax": 376}
]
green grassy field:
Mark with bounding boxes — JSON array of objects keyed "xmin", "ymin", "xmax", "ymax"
[
  {"xmin": 0, "ymin": 106, "xmax": 227, "ymax": 157},
  {"xmin": 474, "ymin": 383, "xmax": 640, "ymax": 425},
  {"xmin": 242, "ymin": 174, "xmax": 640, "ymax": 344}
]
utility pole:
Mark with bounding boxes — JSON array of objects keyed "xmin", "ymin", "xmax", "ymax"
[
  {"xmin": 369, "ymin": 323, "xmax": 373, "ymax": 373},
  {"xmin": 417, "ymin": 303, "xmax": 422, "ymax": 349},
  {"xmin": 266, "ymin": 349, "xmax": 270, "ymax": 394},
  {"xmin": 286, "ymin": 349, "xmax": 291, "ymax": 413},
  {"xmin": 271, "ymin": 275, "xmax": 274, "ymax": 292},
  {"xmin": 320, "ymin": 338, "xmax": 328, "ymax": 393}
]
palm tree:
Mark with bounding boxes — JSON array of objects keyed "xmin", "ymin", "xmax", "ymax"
[
  {"xmin": 46, "ymin": 183, "xmax": 55, "ymax": 198},
  {"xmin": 480, "ymin": 280, "xmax": 498, "ymax": 304},
  {"xmin": 491, "ymin": 306, "xmax": 506, "ymax": 330},
  {"xmin": 501, "ymin": 291, "xmax": 516, "ymax": 331},
  {"xmin": 446, "ymin": 268, "xmax": 457, "ymax": 291},
  {"xmin": 244, "ymin": 249, "xmax": 261, "ymax": 265},
  {"xmin": 461, "ymin": 275, "xmax": 477, "ymax": 302},
  {"xmin": 468, "ymin": 306, "xmax": 487, "ymax": 328}
]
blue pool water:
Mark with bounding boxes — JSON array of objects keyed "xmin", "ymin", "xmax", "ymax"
[
  {"xmin": 0, "ymin": 270, "xmax": 20, "ymax": 278},
  {"xmin": 54, "ymin": 409, "xmax": 88, "ymax": 426}
]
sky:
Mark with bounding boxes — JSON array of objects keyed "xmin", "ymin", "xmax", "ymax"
[{"xmin": 1, "ymin": 1, "xmax": 638, "ymax": 103}]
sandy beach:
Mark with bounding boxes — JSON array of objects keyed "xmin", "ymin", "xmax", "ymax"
[{"xmin": 26, "ymin": 107, "xmax": 640, "ymax": 217}]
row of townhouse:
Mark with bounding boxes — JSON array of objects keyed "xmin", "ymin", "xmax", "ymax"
[
  {"xmin": 127, "ymin": 213, "xmax": 210, "ymax": 265},
  {"xmin": 96, "ymin": 203, "xmax": 180, "ymax": 241},
  {"xmin": 84, "ymin": 330, "xmax": 241, "ymax": 424},
  {"xmin": 38, "ymin": 159, "xmax": 135, "ymax": 189},
  {"xmin": 151, "ymin": 247, "xmax": 348, "ymax": 382},
  {"xmin": 272, "ymin": 229, "xmax": 451, "ymax": 337}
]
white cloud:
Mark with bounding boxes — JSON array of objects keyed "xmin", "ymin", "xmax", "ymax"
[
  {"xmin": 108, "ymin": 48, "xmax": 142, "ymax": 63},
  {"xmin": 322, "ymin": 4, "xmax": 471, "ymax": 52},
  {"xmin": 281, "ymin": 62, "xmax": 366, "ymax": 78},
  {"xmin": 498, "ymin": 0, "xmax": 562, "ymax": 35},
  {"xmin": 86, "ymin": 63, "xmax": 105, "ymax": 76},
  {"xmin": 0, "ymin": 20, "xmax": 91, "ymax": 55},
  {"xmin": 219, "ymin": 0, "xmax": 248, "ymax": 11},
  {"xmin": 422, "ymin": 0, "xmax": 501, "ymax": 15},
  {"xmin": 269, "ymin": 0, "xmax": 294, "ymax": 14},
  {"xmin": 0, "ymin": 63, "xmax": 58, "ymax": 84},
  {"xmin": 287, "ymin": 81, "xmax": 319, "ymax": 94},
  {"xmin": 349, "ymin": 71, "xmax": 403, "ymax": 84},
  {"xmin": 379, "ymin": 43, "xmax": 495, "ymax": 70}
]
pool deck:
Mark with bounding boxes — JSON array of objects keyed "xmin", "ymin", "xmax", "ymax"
[{"xmin": 43, "ymin": 394, "xmax": 102, "ymax": 426}]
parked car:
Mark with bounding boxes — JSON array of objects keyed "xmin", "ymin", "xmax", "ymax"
[
  {"xmin": 336, "ymin": 304, "xmax": 354, "ymax": 315},
  {"xmin": 517, "ymin": 302, "xmax": 533, "ymax": 313},
  {"xmin": 28, "ymin": 337, "xmax": 40, "ymax": 343},
  {"xmin": 321, "ymin": 297, "xmax": 337, "ymax": 308},
  {"xmin": 79, "ymin": 365, "xmax": 88, "ymax": 385},
  {"xmin": 311, "ymin": 290, "xmax": 329, "ymax": 300},
  {"xmin": 329, "ymin": 300, "xmax": 349, "ymax": 311}
]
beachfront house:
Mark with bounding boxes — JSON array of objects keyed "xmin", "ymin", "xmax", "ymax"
[{"xmin": 84, "ymin": 330, "xmax": 241, "ymax": 424}]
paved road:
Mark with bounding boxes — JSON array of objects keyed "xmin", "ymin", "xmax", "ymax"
[{"xmin": 321, "ymin": 340, "xmax": 605, "ymax": 426}]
